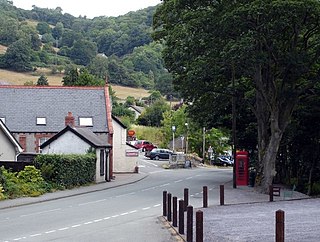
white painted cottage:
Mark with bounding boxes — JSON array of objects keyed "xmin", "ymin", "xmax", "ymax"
[
  {"xmin": 40, "ymin": 123, "xmax": 111, "ymax": 183},
  {"xmin": 0, "ymin": 119, "xmax": 23, "ymax": 161},
  {"xmin": 112, "ymin": 115, "xmax": 139, "ymax": 173}
]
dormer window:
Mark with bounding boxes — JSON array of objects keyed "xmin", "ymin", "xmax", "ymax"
[
  {"xmin": 79, "ymin": 117, "xmax": 93, "ymax": 127},
  {"xmin": 36, "ymin": 117, "xmax": 46, "ymax": 125}
]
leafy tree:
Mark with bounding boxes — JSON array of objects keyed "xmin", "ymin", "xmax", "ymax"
[
  {"xmin": 60, "ymin": 29, "xmax": 82, "ymax": 48},
  {"xmin": 69, "ymin": 39, "xmax": 97, "ymax": 65},
  {"xmin": 41, "ymin": 33, "xmax": 55, "ymax": 43},
  {"xmin": 88, "ymin": 55, "xmax": 109, "ymax": 79},
  {"xmin": 0, "ymin": 16, "xmax": 19, "ymax": 45},
  {"xmin": 62, "ymin": 68, "xmax": 79, "ymax": 86},
  {"xmin": 36, "ymin": 22, "xmax": 51, "ymax": 35},
  {"xmin": 37, "ymin": 74, "xmax": 49, "ymax": 86},
  {"xmin": 62, "ymin": 67, "xmax": 104, "ymax": 86},
  {"xmin": 137, "ymin": 99, "xmax": 170, "ymax": 127},
  {"xmin": 52, "ymin": 22, "xmax": 64, "ymax": 39},
  {"xmin": 124, "ymin": 96, "xmax": 135, "ymax": 107},
  {"xmin": 154, "ymin": 0, "xmax": 320, "ymax": 192},
  {"xmin": 3, "ymin": 38, "xmax": 33, "ymax": 71}
]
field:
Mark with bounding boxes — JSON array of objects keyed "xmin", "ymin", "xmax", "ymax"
[
  {"xmin": 0, "ymin": 45, "xmax": 7, "ymax": 54},
  {"xmin": 0, "ymin": 68, "xmax": 150, "ymax": 100}
]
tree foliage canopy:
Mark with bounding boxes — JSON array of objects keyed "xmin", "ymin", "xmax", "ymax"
[{"xmin": 154, "ymin": 0, "xmax": 320, "ymax": 192}]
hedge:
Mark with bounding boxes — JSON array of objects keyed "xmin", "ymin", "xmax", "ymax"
[{"xmin": 35, "ymin": 154, "xmax": 96, "ymax": 188}]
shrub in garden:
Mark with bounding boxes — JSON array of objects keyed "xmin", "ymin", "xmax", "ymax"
[{"xmin": 0, "ymin": 166, "xmax": 48, "ymax": 198}]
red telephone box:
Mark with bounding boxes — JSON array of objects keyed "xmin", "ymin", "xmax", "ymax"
[{"xmin": 236, "ymin": 151, "xmax": 249, "ymax": 186}]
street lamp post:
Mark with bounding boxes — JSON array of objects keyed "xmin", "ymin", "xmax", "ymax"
[
  {"xmin": 185, "ymin": 123, "xmax": 189, "ymax": 154},
  {"xmin": 172, "ymin": 126, "xmax": 176, "ymax": 151},
  {"xmin": 202, "ymin": 127, "xmax": 206, "ymax": 160}
]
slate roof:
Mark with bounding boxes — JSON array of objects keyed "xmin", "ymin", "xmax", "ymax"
[
  {"xmin": 112, "ymin": 114, "xmax": 127, "ymax": 129},
  {"xmin": 0, "ymin": 86, "xmax": 108, "ymax": 133},
  {"xmin": 40, "ymin": 125, "xmax": 111, "ymax": 149}
]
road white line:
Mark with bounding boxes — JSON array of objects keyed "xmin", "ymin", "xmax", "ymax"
[
  {"xmin": 45, "ymin": 230, "xmax": 56, "ymax": 234},
  {"xmin": 120, "ymin": 212, "xmax": 129, "ymax": 216},
  {"xmin": 149, "ymin": 170, "xmax": 165, "ymax": 174},
  {"xmin": 13, "ymin": 238, "xmax": 22, "ymax": 241},
  {"xmin": 190, "ymin": 194, "xmax": 194, "ymax": 197},
  {"xmin": 20, "ymin": 208, "xmax": 61, "ymax": 217},
  {"xmin": 84, "ymin": 221, "xmax": 93, "ymax": 225},
  {"xmin": 153, "ymin": 204, "xmax": 161, "ymax": 207},
  {"xmin": 174, "ymin": 179, "xmax": 183, "ymax": 183},
  {"xmin": 129, "ymin": 210, "xmax": 137, "ymax": 214},
  {"xmin": 79, "ymin": 199, "xmax": 107, "ymax": 206},
  {"xmin": 30, "ymin": 234, "xmax": 41, "ymax": 237},
  {"xmin": 142, "ymin": 160, "xmax": 158, "ymax": 167},
  {"xmin": 160, "ymin": 183, "xmax": 170, "ymax": 187},
  {"xmin": 186, "ymin": 177, "xmax": 193, "ymax": 180},
  {"xmin": 58, "ymin": 227, "xmax": 69, "ymax": 231},
  {"xmin": 103, "ymin": 217, "xmax": 111, "ymax": 220},
  {"xmin": 112, "ymin": 215, "xmax": 119, "ymax": 218},
  {"xmin": 71, "ymin": 224, "xmax": 81, "ymax": 228},
  {"xmin": 142, "ymin": 188, "xmax": 152, "ymax": 191},
  {"xmin": 128, "ymin": 192, "xmax": 135, "ymax": 195},
  {"xmin": 94, "ymin": 219, "xmax": 103, "ymax": 222},
  {"xmin": 142, "ymin": 207, "xmax": 151, "ymax": 210}
]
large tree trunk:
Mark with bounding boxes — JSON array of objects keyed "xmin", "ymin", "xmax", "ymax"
[{"xmin": 253, "ymin": 65, "xmax": 296, "ymax": 193}]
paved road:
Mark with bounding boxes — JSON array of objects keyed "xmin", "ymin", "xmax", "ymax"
[{"xmin": 0, "ymin": 154, "xmax": 232, "ymax": 242}]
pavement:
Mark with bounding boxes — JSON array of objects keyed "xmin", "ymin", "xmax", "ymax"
[
  {"xmin": 1, "ymin": 169, "xmax": 318, "ymax": 241},
  {"xmin": 163, "ymin": 177, "xmax": 319, "ymax": 242}
]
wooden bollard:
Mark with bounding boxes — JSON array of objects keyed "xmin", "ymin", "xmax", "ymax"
[
  {"xmin": 196, "ymin": 210, "xmax": 203, "ymax": 242},
  {"xmin": 163, "ymin": 191, "xmax": 167, "ymax": 216},
  {"xmin": 269, "ymin": 185, "xmax": 274, "ymax": 202},
  {"xmin": 173, "ymin": 196, "xmax": 177, "ymax": 227},
  {"xmin": 184, "ymin": 188, "xmax": 189, "ymax": 211},
  {"xmin": 179, "ymin": 199, "xmax": 185, "ymax": 234},
  {"xmin": 187, "ymin": 205, "xmax": 193, "ymax": 242},
  {"xmin": 276, "ymin": 210, "xmax": 285, "ymax": 242},
  {"xmin": 168, "ymin": 193, "xmax": 172, "ymax": 222},
  {"xmin": 203, "ymin": 186, "xmax": 208, "ymax": 208},
  {"xmin": 220, "ymin": 185, "xmax": 224, "ymax": 205}
]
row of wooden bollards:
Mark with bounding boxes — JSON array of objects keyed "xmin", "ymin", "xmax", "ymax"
[
  {"xmin": 162, "ymin": 187, "xmax": 208, "ymax": 242},
  {"xmin": 163, "ymin": 186, "xmax": 286, "ymax": 242}
]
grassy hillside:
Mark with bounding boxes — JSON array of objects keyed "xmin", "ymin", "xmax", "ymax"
[{"xmin": 0, "ymin": 68, "xmax": 150, "ymax": 100}]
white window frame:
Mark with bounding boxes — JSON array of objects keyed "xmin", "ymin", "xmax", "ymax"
[
  {"xmin": 79, "ymin": 117, "xmax": 93, "ymax": 127},
  {"xmin": 36, "ymin": 117, "xmax": 46, "ymax": 125}
]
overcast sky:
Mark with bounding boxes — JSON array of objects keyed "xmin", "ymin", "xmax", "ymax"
[{"xmin": 12, "ymin": 0, "xmax": 162, "ymax": 18}]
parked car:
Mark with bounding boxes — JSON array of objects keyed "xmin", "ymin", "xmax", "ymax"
[
  {"xmin": 148, "ymin": 148, "xmax": 173, "ymax": 160},
  {"xmin": 134, "ymin": 140, "xmax": 157, "ymax": 151},
  {"xmin": 211, "ymin": 155, "xmax": 234, "ymax": 166}
]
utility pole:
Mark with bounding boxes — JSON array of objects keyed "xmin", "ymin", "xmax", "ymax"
[
  {"xmin": 232, "ymin": 63, "xmax": 237, "ymax": 189},
  {"xmin": 202, "ymin": 127, "xmax": 206, "ymax": 161}
]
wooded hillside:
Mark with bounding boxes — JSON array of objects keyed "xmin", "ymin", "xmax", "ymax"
[{"xmin": 0, "ymin": 0, "xmax": 173, "ymax": 96}]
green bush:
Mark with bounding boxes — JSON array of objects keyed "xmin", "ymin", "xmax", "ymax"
[
  {"xmin": 0, "ymin": 184, "xmax": 4, "ymax": 200},
  {"xmin": 0, "ymin": 166, "xmax": 48, "ymax": 198},
  {"xmin": 311, "ymin": 182, "xmax": 320, "ymax": 196},
  {"xmin": 35, "ymin": 154, "xmax": 96, "ymax": 188}
]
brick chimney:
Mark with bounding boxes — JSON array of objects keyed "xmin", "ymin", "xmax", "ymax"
[{"xmin": 65, "ymin": 112, "xmax": 75, "ymax": 127}]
